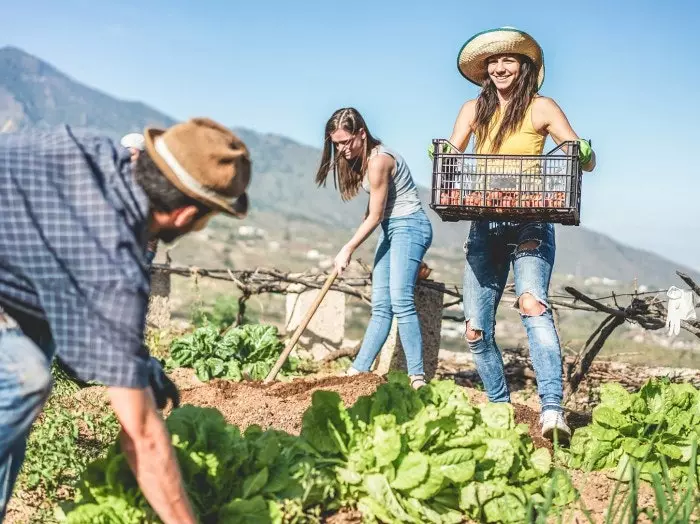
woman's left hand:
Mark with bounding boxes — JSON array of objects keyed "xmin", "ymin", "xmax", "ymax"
[{"xmin": 334, "ymin": 245, "xmax": 353, "ymax": 275}]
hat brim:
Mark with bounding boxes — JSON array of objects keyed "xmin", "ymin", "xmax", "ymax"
[
  {"xmin": 457, "ymin": 28, "xmax": 545, "ymax": 90},
  {"xmin": 143, "ymin": 127, "xmax": 248, "ymax": 219}
]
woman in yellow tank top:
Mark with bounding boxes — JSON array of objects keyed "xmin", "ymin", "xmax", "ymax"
[{"xmin": 444, "ymin": 27, "xmax": 596, "ymax": 443}]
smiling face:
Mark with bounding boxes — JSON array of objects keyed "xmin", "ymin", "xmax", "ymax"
[
  {"xmin": 486, "ymin": 53, "xmax": 522, "ymax": 93},
  {"xmin": 330, "ymin": 128, "xmax": 366, "ymax": 161}
]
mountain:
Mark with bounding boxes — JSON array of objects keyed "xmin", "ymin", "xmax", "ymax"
[
  {"xmin": 1, "ymin": 45, "xmax": 696, "ymax": 287},
  {"xmin": 0, "ymin": 46, "xmax": 174, "ymax": 135}
]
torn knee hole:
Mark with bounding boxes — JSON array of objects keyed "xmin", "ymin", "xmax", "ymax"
[
  {"xmin": 465, "ymin": 322, "xmax": 483, "ymax": 342},
  {"xmin": 516, "ymin": 240, "xmax": 541, "ymax": 252},
  {"xmin": 517, "ymin": 292, "xmax": 547, "ymax": 316}
]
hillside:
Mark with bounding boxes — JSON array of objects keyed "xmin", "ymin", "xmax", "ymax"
[{"xmin": 1, "ymin": 45, "xmax": 696, "ymax": 287}]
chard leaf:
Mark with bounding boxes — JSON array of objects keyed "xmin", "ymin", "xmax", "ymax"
[
  {"xmin": 592, "ymin": 406, "xmax": 628, "ymax": 429},
  {"xmin": 242, "ymin": 467, "xmax": 269, "ymax": 498},
  {"xmin": 391, "ymin": 452, "xmax": 430, "ymax": 491},
  {"xmin": 430, "ymin": 448, "xmax": 476, "ymax": 484},
  {"xmin": 480, "ymin": 403, "xmax": 514, "ymax": 430},
  {"xmin": 408, "ymin": 465, "xmax": 445, "ymax": 500},
  {"xmin": 218, "ymin": 496, "xmax": 278, "ymax": 524},
  {"xmin": 529, "ymin": 448, "xmax": 552, "ymax": 476},
  {"xmin": 362, "ymin": 474, "xmax": 416, "ymax": 522},
  {"xmin": 599, "ymin": 383, "xmax": 633, "ymax": 412}
]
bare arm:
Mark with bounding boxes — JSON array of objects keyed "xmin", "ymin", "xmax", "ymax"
[
  {"xmin": 109, "ymin": 387, "xmax": 196, "ymax": 524},
  {"xmin": 447, "ymin": 100, "xmax": 477, "ymax": 152},
  {"xmin": 345, "ymin": 154, "xmax": 392, "ymax": 252},
  {"xmin": 333, "ymin": 154, "xmax": 392, "ymax": 274},
  {"xmin": 534, "ymin": 97, "xmax": 596, "ymax": 171}
]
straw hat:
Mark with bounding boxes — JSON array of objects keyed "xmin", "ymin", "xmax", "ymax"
[
  {"xmin": 457, "ymin": 27, "xmax": 545, "ymax": 90},
  {"xmin": 144, "ymin": 117, "xmax": 251, "ymax": 218}
]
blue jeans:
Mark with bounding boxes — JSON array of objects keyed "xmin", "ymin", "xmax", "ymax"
[
  {"xmin": 0, "ymin": 313, "xmax": 54, "ymax": 520},
  {"xmin": 462, "ymin": 221, "xmax": 563, "ymax": 412},
  {"xmin": 352, "ymin": 210, "xmax": 433, "ymax": 376}
]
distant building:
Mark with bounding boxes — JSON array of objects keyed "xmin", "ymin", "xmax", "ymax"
[{"xmin": 237, "ymin": 226, "xmax": 266, "ymax": 239}]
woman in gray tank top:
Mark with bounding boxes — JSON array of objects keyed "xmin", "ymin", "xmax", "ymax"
[{"xmin": 315, "ymin": 108, "xmax": 433, "ymax": 389}]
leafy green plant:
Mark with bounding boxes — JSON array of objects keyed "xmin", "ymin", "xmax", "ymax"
[
  {"xmin": 19, "ymin": 405, "xmax": 119, "ymax": 500},
  {"xmin": 591, "ymin": 440, "xmax": 700, "ymax": 524},
  {"xmin": 59, "ymin": 375, "xmax": 577, "ymax": 524},
  {"xmin": 59, "ymin": 405, "xmax": 339, "ymax": 523},
  {"xmin": 191, "ymin": 295, "xmax": 256, "ymax": 330},
  {"xmin": 301, "ymin": 373, "xmax": 575, "ymax": 523},
  {"xmin": 562, "ymin": 378, "xmax": 700, "ymax": 483},
  {"xmin": 168, "ymin": 323, "xmax": 297, "ymax": 382}
]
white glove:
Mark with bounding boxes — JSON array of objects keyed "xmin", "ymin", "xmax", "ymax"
[{"xmin": 666, "ymin": 286, "xmax": 697, "ymax": 336}]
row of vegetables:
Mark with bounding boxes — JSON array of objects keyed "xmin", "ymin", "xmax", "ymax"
[{"xmin": 58, "ymin": 324, "xmax": 700, "ymax": 523}]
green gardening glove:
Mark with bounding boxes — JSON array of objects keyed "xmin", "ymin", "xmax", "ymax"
[
  {"xmin": 427, "ymin": 142, "xmax": 452, "ymax": 160},
  {"xmin": 578, "ymin": 139, "xmax": 592, "ymax": 166}
]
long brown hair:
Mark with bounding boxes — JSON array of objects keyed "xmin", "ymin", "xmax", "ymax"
[
  {"xmin": 315, "ymin": 107, "xmax": 382, "ymax": 201},
  {"xmin": 473, "ymin": 54, "xmax": 539, "ymax": 152}
]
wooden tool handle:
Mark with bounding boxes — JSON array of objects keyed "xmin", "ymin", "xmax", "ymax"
[{"xmin": 264, "ymin": 268, "xmax": 339, "ymax": 383}]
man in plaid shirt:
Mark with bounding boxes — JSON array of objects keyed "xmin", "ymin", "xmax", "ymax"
[{"xmin": 0, "ymin": 117, "xmax": 250, "ymax": 523}]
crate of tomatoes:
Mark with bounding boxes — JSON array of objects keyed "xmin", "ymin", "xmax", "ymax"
[{"xmin": 429, "ymin": 139, "xmax": 583, "ymax": 225}]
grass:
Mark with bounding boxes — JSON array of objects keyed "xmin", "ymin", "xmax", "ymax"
[{"xmin": 12, "ymin": 370, "xmax": 119, "ymax": 522}]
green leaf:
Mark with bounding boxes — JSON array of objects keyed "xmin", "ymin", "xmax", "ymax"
[
  {"xmin": 223, "ymin": 360, "xmax": 243, "ymax": 381},
  {"xmin": 656, "ymin": 442, "xmax": 683, "ymax": 460},
  {"xmin": 300, "ymin": 391, "xmax": 353, "ymax": 455},
  {"xmin": 391, "ymin": 452, "xmax": 430, "ymax": 491},
  {"xmin": 337, "ymin": 467, "xmax": 363, "ymax": 486},
  {"xmin": 613, "ymin": 453, "xmax": 634, "ymax": 482},
  {"xmin": 429, "ymin": 449, "xmax": 476, "ymax": 484},
  {"xmin": 529, "ymin": 448, "xmax": 552, "ymax": 476},
  {"xmin": 408, "ymin": 464, "xmax": 445, "ymax": 500},
  {"xmin": 363, "ymin": 473, "xmax": 416, "ymax": 522},
  {"xmin": 593, "ymin": 406, "xmax": 628, "ymax": 429},
  {"xmin": 242, "ymin": 467, "xmax": 269, "ymax": 498},
  {"xmin": 194, "ymin": 360, "xmax": 212, "ymax": 382},
  {"xmin": 480, "ymin": 403, "xmax": 514, "ymax": 430},
  {"xmin": 205, "ymin": 357, "xmax": 226, "ymax": 378},
  {"xmin": 218, "ymin": 496, "xmax": 277, "ymax": 524},
  {"xmin": 621, "ymin": 438, "xmax": 651, "ymax": 459},
  {"xmin": 357, "ymin": 496, "xmax": 400, "ymax": 524},
  {"xmin": 372, "ymin": 415, "xmax": 402, "ymax": 467},
  {"xmin": 482, "ymin": 438, "xmax": 516, "ymax": 477},
  {"xmin": 599, "ymin": 383, "xmax": 633, "ymax": 412},
  {"xmin": 589, "ymin": 424, "xmax": 620, "ymax": 442}
]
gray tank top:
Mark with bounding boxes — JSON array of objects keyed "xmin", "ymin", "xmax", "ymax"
[{"xmin": 362, "ymin": 145, "xmax": 422, "ymax": 218}]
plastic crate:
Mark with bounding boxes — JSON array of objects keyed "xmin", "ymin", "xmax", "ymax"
[{"xmin": 429, "ymin": 139, "xmax": 583, "ymax": 225}]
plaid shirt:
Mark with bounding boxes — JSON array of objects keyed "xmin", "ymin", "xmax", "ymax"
[{"xmin": 0, "ymin": 126, "xmax": 152, "ymax": 388}]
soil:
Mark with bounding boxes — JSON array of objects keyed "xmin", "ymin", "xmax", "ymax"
[
  {"xmin": 177, "ymin": 373, "xmax": 384, "ymax": 435},
  {"xmin": 2, "ymin": 370, "xmax": 668, "ymax": 523},
  {"xmin": 174, "ymin": 370, "xmax": 552, "ymax": 450}
]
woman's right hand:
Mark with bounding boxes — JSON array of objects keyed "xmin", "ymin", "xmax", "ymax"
[{"xmin": 334, "ymin": 245, "xmax": 353, "ymax": 275}]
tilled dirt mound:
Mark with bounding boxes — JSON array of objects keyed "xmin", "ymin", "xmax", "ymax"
[
  {"xmin": 175, "ymin": 371, "xmax": 550, "ymax": 449},
  {"xmin": 178, "ymin": 373, "xmax": 384, "ymax": 435}
]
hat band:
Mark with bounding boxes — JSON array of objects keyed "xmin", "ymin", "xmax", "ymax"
[{"xmin": 154, "ymin": 135, "xmax": 240, "ymax": 210}]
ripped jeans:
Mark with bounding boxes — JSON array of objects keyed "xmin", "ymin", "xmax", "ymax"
[{"xmin": 462, "ymin": 221, "xmax": 563, "ymax": 413}]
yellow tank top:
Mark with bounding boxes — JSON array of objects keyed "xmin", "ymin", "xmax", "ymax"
[
  {"xmin": 475, "ymin": 102, "xmax": 545, "ymax": 155},
  {"xmin": 467, "ymin": 101, "xmax": 546, "ymax": 195}
]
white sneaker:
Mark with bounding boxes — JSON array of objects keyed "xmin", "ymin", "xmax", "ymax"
[
  {"xmin": 410, "ymin": 375, "xmax": 427, "ymax": 390},
  {"xmin": 345, "ymin": 367, "xmax": 360, "ymax": 377},
  {"xmin": 540, "ymin": 410, "xmax": 571, "ymax": 443}
]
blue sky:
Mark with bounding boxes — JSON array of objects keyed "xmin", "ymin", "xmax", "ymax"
[{"xmin": 2, "ymin": 0, "xmax": 699, "ymax": 272}]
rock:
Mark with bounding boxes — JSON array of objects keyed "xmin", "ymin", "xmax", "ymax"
[
  {"xmin": 285, "ymin": 290, "xmax": 345, "ymax": 345},
  {"xmin": 374, "ymin": 283, "xmax": 444, "ymax": 381},
  {"xmin": 310, "ymin": 342, "xmax": 332, "ymax": 361}
]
